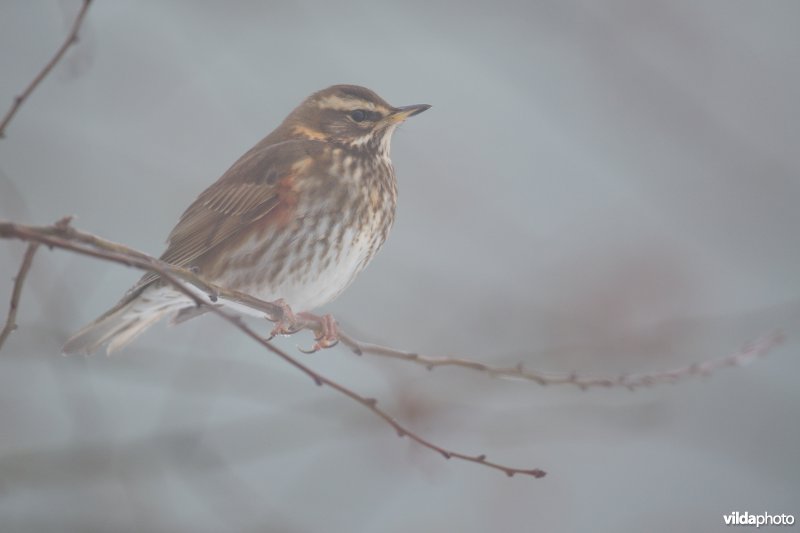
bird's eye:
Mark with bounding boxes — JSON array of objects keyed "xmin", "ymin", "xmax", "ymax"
[{"xmin": 350, "ymin": 109, "xmax": 367, "ymax": 122}]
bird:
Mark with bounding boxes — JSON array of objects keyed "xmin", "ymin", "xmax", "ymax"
[{"xmin": 63, "ymin": 84, "xmax": 430, "ymax": 355}]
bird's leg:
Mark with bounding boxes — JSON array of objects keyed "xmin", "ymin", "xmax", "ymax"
[
  {"xmin": 268, "ymin": 299, "xmax": 303, "ymax": 339},
  {"xmin": 297, "ymin": 312, "xmax": 339, "ymax": 353}
]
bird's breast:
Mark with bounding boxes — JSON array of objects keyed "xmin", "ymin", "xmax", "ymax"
[{"xmin": 212, "ymin": 152, "xmax": 397, "ymax": 313}]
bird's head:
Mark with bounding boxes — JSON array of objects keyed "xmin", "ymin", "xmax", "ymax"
[{"xmin": 282, "ymin": 84, "xmax": 430, "ymax": 156}]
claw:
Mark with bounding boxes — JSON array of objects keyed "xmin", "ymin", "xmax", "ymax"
[
  {"xmin": 297, "ymin": 337, "xmax": 340, "ymax": 354},
  {"xmin": 297, "ymin": 343, "xmax": 320, "ymax": 354},
  {"xmin": 296, "ymin": 313, "xmax": 339, "ymax": 354}
]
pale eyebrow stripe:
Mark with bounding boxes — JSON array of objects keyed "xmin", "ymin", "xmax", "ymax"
[{"xmin": 317, "ymin": 94, "xmax": 385, "ymax": 113}]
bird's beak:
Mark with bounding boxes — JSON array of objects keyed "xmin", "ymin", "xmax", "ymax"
[{"xmin": 388, "ymin": 104, "xmax": 432, "ymax": 123}]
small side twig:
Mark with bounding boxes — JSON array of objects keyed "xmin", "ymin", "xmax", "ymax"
[
  {"xmin": 0, "ymin": 0, "xmax": 93, "ymax": 138},
  {"xmin": 0, "ymin": 243, "xmax": 39, "ymax": 350},
  {"xmin": 338, "ymin": 331, "xmax": 784, "ymax": 391}
]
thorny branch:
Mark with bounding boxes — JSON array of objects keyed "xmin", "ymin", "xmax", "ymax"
[
  {"xmin": 0, "ymin": 218, "xmax": 545, "ymax": 478},
  {"xmin": 0, "ymin": 0, "xmax": 93, "ymax": 138}
]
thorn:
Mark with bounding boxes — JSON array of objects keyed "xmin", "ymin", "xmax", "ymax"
[
  {"xmin": 312, "ymin": 376, "xmax": 323, "ymax": 386},
  {"xmin": 440, "ymin": 451, "xmax": 451, "ymax": 460},
  {"xmin": 505, "ymin": 470, "xmax": 514, "ymax": 477},
  {"xmin": 208, "ymin": 293, "xmax": 218, "ymax": 303},
  {"xmin": 351, "ymin": 345, "xmax": 363, "ymax": 356},
  {"xmin": 476, "ymin": 454, "xmax": 486, "ymax": 462},
  {"xmin": 408, "ymin": 352, "xmax": 419, "ymax": 360},
  {"xmin": 530, "ymin": 469, "xmax": 546, "ymax": 478},
  {"xmin": 364, "ymin": 398, "xmax": 377, "ymax": 407},
  {"xmin": 396, "ymin": 429, "xmax": 406, "ymax": 438}
]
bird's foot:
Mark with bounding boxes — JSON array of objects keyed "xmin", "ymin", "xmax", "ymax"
[
  {"xmin": 267, "ymin": 299, "xmax": 303, "ymax": 339},
  {"xmin": 297, "ymin": 313, "xmax": 339, "ymax": 353},
  {"xmin": 267, "ymin": 304, "xmax": 339, "ymax": 353}
]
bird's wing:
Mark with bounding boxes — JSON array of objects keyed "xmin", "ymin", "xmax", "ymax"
[
  {"xmin": 132, "ymin": 139, "xmax": 317, "ymax": 291},
  {"xmin": 159, "ymin": 179, "xmax": 281, "ymax": 268}
]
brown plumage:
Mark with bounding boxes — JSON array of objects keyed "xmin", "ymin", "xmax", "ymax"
[{"xmin": 63, "ymin": 85, "xmax": 430, "ymax": 354}]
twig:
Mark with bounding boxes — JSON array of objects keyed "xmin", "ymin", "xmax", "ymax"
[
  {"xmin": 156, "ymin": 269, "xmax": 546, "ymax": 478},
  {"xmin": 0, "ymin": 0, "xmax": 93, "ymax": 138},
  {"xmin": 0, "ymin": 218, "xmax": 545, "ymax": 478},
  {"xmin": 0, "ymin": 218, "xmax": 288, "ymax": 322},
  {"xmin": 337, "ymin": 331, "xmax": 784, "ymax": 391},
  {"xmin": 0, "ymin": 243, "xmax": 39, "ymax": 350}
]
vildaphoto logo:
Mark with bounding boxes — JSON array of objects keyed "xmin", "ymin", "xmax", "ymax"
[{"xmin": 723, "ymin": 511, "xmax": 795, "ymax": 527}]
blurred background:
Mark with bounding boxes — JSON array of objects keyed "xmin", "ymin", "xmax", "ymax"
[{"xmin": 1, "ymin": 1, "xmax": 799, "ymax": 531}]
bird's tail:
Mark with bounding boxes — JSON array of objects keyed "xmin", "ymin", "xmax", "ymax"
[{"xmin": 62, "ymin": 287, "xmax": 189, "ymax": 355}]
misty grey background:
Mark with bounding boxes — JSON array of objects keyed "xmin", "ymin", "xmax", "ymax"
[{"xmin": 1, "ymin": 1, "xmax": 799, "ymax": 532}]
